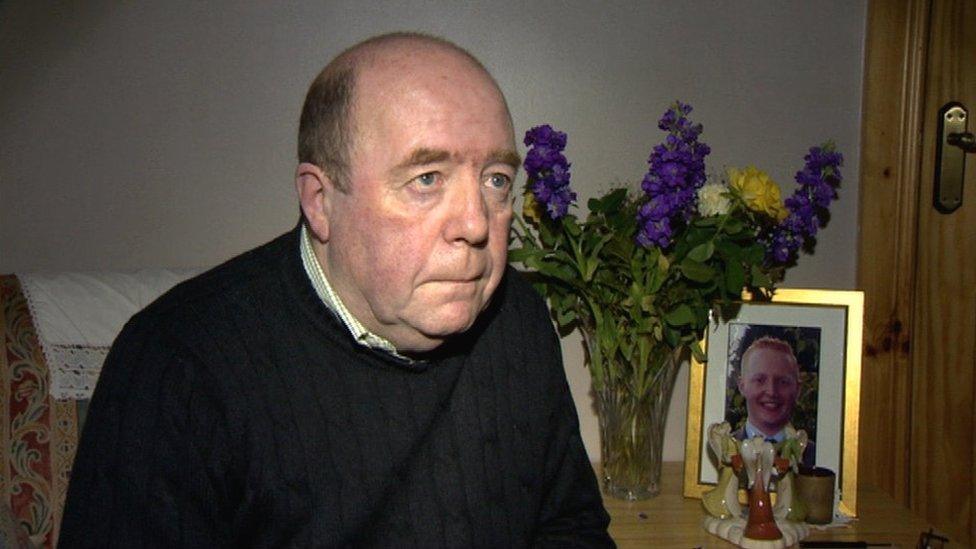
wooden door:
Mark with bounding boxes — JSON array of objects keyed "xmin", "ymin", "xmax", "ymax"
[{"xmin": 858, "ymin": 0, "xmax": 976, "ymax": 545}]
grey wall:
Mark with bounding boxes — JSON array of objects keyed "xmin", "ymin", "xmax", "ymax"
[{"xmin": 0, "ymin": 1, "xmax": 866, "ymax": 462}]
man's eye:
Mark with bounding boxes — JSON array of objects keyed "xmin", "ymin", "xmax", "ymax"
[
  {"xmin": 415, "ymin": 172, "xmax": 438, "ymax": 187},
  {"xmin": 486, "ymin": 173, "xmax": 511, "ymax": 190}
]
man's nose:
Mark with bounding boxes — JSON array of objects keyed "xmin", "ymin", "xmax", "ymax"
[{"xmin": 445, "ymin": 177, "xmax": 490, "ymax": 245}]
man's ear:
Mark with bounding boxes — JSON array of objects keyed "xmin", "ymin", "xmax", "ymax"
[{"xmin": 295, "ymin": 162, "xmax": 337, "ymax": 242}]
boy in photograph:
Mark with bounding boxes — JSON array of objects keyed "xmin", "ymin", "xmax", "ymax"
[{"xmin": 733, "ymin": 336, "xmax": 815, "ymax": 468}]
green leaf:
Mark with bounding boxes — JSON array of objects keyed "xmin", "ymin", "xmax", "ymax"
[
  {"xmin": 629, "ymin": 280, "xmax": 643, "ymax": 301},
  {"xmin": 529, "ymin": 282, "xmax": 549, "ymax": 303},
  {"xmin": 562, "ymin": 216, "xmax": 582, "ymax": 237},
  {"xmin": 688, "ymin": 241, "xmax": 715, "ymax": 262},
  {"xmin": 646, "ymin": 266, "xmax": 665, "ymax": 294},
  {"xmin": 550, "ymin": 249, "xmax": 576, "ymax": 267},
  {"xmin": 725, "ymin": 261, "xmax": 745, "ymax": 294},
  {"xmin": 664, "ymin": 326, "xmax": 680, "ymax": 347},
  {"xmin": 507, "ymin": 247, "xmax": 542, "ymax": 264},
  {"xmin": 679, "ymin": 258, "xmax": 715, "ymax": 283},
  {"xmin": 581, "ymin": 234, "xmax": 613, "ymax": 281},
  {"xmin": 587, "ymin": 187, "xmax": 628, "ymax": 213},
  {"xmin": 535, "ymin": 261, "xmax": 577, "ymax": 285},
  {"xmin": 723, "ymin": 218, "xmax": 744, "ymax": 235},
  {"xmin": 745, "ymin": 243, "xmax": 766, "ymax": 264},
  {"xmin": 618, "ymin": 330, "xmax": 634, "ymax": 362},
  {"xmin": 715, "ymin": 239, "xmax": 744, "ymax": 260},
  {"xmin": 693, "ymin": 216, "xmax": 722, "ymax": 227},
  {"xmin": 555, "ymin": 306, "xmax": 577, "ymax": 328},
  {"xmin": 751, "ymin": 264, "xmax": 773, "ymax": 288},
  {"xmin": 664, "ymin": 304, "xmax": 695, "ymax": 326}
]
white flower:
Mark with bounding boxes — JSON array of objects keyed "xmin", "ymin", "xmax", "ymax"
[{"xmin": 697, "ymin": 182, "xmax": 731, "ymax": 216}]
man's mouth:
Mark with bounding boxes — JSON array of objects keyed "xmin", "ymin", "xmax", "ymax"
[
  {"xmin": 429, "ymin": 277, "xmax": 480, "ymax": 285},
  {"xmin": 428, "ymin": 271, "xmax": 485, "ymax": 284},
  {"xmin": 759, "ymin": 401, "xmax": 782, "ymax": 411}
]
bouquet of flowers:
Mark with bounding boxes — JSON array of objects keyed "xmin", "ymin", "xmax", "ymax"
[{"xmin": 509, "ymin": 101, "xmax": 842, "ymax": 499}]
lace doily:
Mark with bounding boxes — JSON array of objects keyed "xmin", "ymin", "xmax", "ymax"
[
  {"xmin": 18, "ymin": 269, "xmax": 200, "ymax": 400},
  {"xmin": 45, "ymin": 344, "xmax": 110, "ymax": 400}
]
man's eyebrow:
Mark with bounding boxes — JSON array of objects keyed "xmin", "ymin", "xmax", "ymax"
[
  {"xmin": 394, "ymin": 148, "xmax": 522, "ymax": 171},
  {"xmin": 488, "ymin": 149, "xmax": 522, "ymax": 170},
  {"xmin": 396, "ymin": 148, "xmax": 451, "ymax": 170}
]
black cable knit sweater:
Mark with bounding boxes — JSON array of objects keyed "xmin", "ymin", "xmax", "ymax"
[{"xmin": 59, "ymin": 226, "xmax": 613, "ymax": 548}]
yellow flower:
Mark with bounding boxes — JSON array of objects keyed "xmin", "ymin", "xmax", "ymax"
[
  {"xmin": 522, "ymin": 190, "xmax": 545, "ymax": 223},
  {"xmin": 727, "ymin": 166, "xmax": 788, "ymax": 221}
]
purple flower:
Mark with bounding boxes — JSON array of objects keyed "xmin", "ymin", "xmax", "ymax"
[
  {"xmin": 637, "ymin": 101, "xmax": 711, "ymax": 248},
  {"xmin": 523, "ymin": 124, "xmax": 576, "ymax": 220},
  {"xmin": 764, "ymin": 142, "xmax": 843, "ymax": 265},
  {"xmin": 524, "ymin": 125, "xmax": 567, "ymax": 149},
  {"xmin": 637, "ymin": 215, "xmax": 672, "ymax": 249}
]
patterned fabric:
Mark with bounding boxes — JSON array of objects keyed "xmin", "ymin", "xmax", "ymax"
[{"xmin": 0, "ymin": 275, "xmax": 83, "ymax": 548}]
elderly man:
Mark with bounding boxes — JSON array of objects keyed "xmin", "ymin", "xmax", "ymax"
[
  {"xmin": 733, "ymin": 336, "xmax": 815, "ymax": 468},
  {"xmin": 58, "ymin": 33, "xmax": 613, "ymax": 547}
]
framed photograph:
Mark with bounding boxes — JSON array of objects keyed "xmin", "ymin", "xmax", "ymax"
[{"xmin": 682, "ymin": 289, "xmax": 864, "ymax": 517}]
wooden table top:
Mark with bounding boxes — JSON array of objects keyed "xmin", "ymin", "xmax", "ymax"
[{"xmin": 604, "ymin": 462, "xmax": 935, "ymax": 548}]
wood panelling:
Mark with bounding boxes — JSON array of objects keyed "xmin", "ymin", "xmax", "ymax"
[
  {"xmin": 856, "ymin": 0, "xmax": 929, "ymax": 506},
  {"xmin": 859, "ymin": 0, "xmax": 976, "ymax": 544},
  {"xmin": 909, "ymin": 1, "xmax": 976, "ymax": 545}
]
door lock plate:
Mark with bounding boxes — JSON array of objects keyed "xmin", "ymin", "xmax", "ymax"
[{"xmin": 935, "ymin": 102, "xmax": 969, "ymax": 213}]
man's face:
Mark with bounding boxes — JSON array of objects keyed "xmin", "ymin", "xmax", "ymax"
[
  {"xmin": 737, "ymin": 347, "xmax": 800, "ymax": 435},
  {"xmin": 321, "ymin": 45, "xmax": 517, "ymax": 352}
]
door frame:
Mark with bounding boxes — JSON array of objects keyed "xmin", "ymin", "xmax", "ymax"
[{"xmin": 856, "ymin": 0, "xmax": 929, "ymax": 506}]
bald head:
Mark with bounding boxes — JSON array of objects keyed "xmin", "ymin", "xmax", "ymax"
[
  {"xmin": 294, "ymin": 32, "xmax": 518, "ymax": 352},
  {"xmin": 297, "ymin": 33, "xmax": 510, "ymax": 191}
]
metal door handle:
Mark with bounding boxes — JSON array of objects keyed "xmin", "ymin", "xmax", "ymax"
[
  {"xmin": 934, "ymin": 102, "xmax": 970, "ymax": 213},
  {"xmin": 947, "ymin": 131, "xmax": 976, "ymax": 152}
]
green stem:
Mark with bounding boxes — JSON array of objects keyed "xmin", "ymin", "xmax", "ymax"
[{"xmin": 512, "ymin": 214, "xmax": 541, "ymax": 249}]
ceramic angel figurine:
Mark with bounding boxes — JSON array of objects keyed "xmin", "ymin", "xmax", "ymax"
[
  {"xmin": 772, "ymin": 425, "xmax": 809, "ymax": 522},
  {"xmin": 701, "ymin": 422, "xmax": 810, "ymax": 549},
  {"xmin": 701, "ymin": 423, "xmax": 742, "ymax": 520}
]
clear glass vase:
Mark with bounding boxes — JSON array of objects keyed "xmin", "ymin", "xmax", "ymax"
[{"xmin": 596, "ymin": 345, "xmax": 685, "ymax": 500}]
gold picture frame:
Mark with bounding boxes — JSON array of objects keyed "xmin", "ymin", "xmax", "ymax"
[{"xmin": 682, "ymin": 288, "xmax": 864, "ymax": 517}]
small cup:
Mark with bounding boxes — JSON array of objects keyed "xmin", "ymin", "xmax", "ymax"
[{"xmin": 795, "ymin": 467, "xmax": 835, "ymax": 524}]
